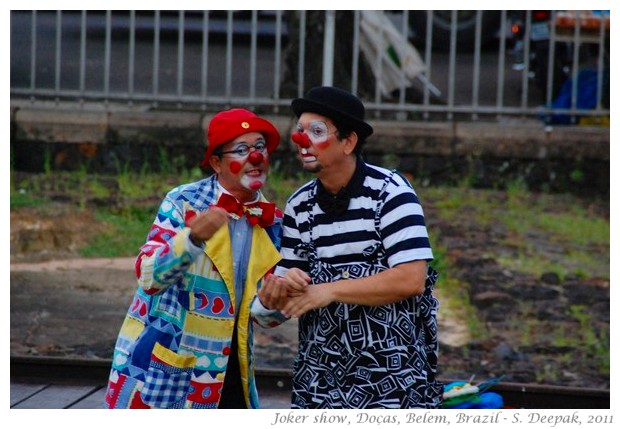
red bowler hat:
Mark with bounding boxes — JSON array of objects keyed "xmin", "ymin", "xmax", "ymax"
[{"xmin": 199, "ymin": 108, "xmax": 281, "ymax": 168}]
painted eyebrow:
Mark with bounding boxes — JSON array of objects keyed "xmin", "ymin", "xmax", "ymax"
[
  {"xmin": 297, "ymin": 121, "xmax": 329, "ymax": 130},
  {"xmin": 230, "ymin": 137, "xmax": 266, "ymax": 147}
]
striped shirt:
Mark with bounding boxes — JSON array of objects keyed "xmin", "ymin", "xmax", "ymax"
[{"xmin": 274, "ymin": 160, "xmax": 433, "ymax": 277}]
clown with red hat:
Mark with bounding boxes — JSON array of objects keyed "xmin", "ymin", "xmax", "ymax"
[
  {"xmin": 201, "ymin": 108, "xmax": 280, "ymax": 165},
  {"xmin": 105, "ymin": 108, "xmax": 288, "ymax": 409}
]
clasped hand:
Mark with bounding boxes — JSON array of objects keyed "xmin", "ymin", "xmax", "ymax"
[{"xmin": 258, "ymin": 268, "xmax": 333, "ymax": 318}]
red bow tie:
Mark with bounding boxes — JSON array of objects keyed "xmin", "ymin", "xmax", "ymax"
[{"xmin": 214, "ymin": 193, "xmax": 276, "ymax": 228}]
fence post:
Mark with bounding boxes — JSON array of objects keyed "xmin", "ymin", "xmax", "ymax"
[{"xmin": 322, "ymin": 10, "xmax": 335, "ymax": 86}]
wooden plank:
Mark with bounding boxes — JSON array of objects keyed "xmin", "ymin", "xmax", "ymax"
[
  {"xmin": 10, "ymin": 383, "xmax": 48, "ymax": 407},
  {"xmin": 68, "ymin": 386, "xmax": 106, "ymax": 409},
  {"xmin": 12, "ymin": 384, "xmax": 100, "ymax": 409},
  {"xmin": 259, "ymin": 393, "xmax": 291, "ymax": 409},
  {"xmin": 73, "ymin": 386, "xmax": 290, "ymax": 409},
  {"xmin": 11, "ymin": 381, "xmax": 291, "ymax": 409},
  {"xmin": 11, "ymin": 356, "xmax": 111, "ymax": 384}
]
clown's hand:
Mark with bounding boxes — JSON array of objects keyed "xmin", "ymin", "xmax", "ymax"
[{"xmin": 283, "ymin": 268, "xmax": 310, "ymax": 296}]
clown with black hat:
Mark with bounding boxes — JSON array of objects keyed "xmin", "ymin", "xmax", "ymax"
[
  {"xmin": 260, "ymin": 86, "xmax": 443, "ymax": 409},
  {"xmin": 105, "ymin": 108, "xmax": 288, "ymax": 409},
  {"xmin": 290, "ymin": 86, "xmax": 373, "ymax": 171}
]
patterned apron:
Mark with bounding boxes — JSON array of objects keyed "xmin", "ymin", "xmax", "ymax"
[{"xmin": 290, "ymin": 171, "xmax": 443, "ymax": 409}]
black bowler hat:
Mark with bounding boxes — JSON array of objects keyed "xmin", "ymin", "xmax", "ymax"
[{"xmin": 291, "ymin": 86, "xmax": 374, "ymax": 139}]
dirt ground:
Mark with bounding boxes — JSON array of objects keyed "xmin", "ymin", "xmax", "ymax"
[{"xmin": 9, "ymin": 181, "xmax": 610, "ymax": 390}]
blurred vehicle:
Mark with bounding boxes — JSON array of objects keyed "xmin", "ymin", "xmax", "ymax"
[
  {"xmin": 407, "ymin": 11, "xmax": 505, "ymax": 51},
  {"xmin": 56, "ymin": 10, "xmax": 288, "ymax": 40},
  {"xmin": 510, "ymin": 10, "xmax": 610, "ymax": 99},
  {"xmin": 510, "ymin": 10, "xmax": 571, "ymax": 98}
]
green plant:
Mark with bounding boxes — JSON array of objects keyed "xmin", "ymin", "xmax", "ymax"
[
  {"xmin": 517, "ymin": 315, "xmax": 538, "ymax": 346},
  {"xmin": 88, "ymin": 178, "xmax": 111, "ymax": 199},
  {"xmin": 430, "ymin": 241, "xmax": 486, "ymax": 341},
  {"xmin": 157, "ymin": 147, "xmax": 173, "ymax": 174},
  {"xmin": 505, "ymin": 177, "xmax": 529, "ymax": 206},
  {"xmin": 570, "ymin": 167, "xmax": 584, "ymax": 183},
  {"xmin": 10, "ymin": 190, "xmax": 49, "ymax": 209},
  {"xmin": 79, "ymin": 208, "xmax": 154, "ymax": 258},
  {"xmin": 429, "ymin": 185, "xmax": 610, "ymax": 281},
  {"xmin": 566, "ymin": 305, "xmax": 610, "ymax": 374},
  {"xmin": 43, "ymin": 147, "xmax": 53, "ymax": 175},
  {"xmin": 535, "ymin": 362, "xmax": 561, "ymax": 383}
]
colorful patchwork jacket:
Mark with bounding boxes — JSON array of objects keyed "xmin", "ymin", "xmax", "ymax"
[{"xmin": 105, "ymin": 175, "xmax": 286, "ymax": 409}]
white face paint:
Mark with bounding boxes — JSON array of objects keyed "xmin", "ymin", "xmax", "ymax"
[
  {"xmin": 216, "ymin": 132, "xmax": 270, "ymax": 198},
  {"xmin": 294, "ymin": 120, "xmax": 336, "ymax": 165},
  {"xmin": 240, "ymin": 171, "xmax": 267, "ymax": 192},
  {"xmin": 296, "ymin": 120, "xmax": 334, "ymax": 145}
]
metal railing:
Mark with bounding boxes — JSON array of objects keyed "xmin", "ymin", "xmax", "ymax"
[{"xmin": 10, "ymin": 10, "xmax": 610, "ymax": 123}]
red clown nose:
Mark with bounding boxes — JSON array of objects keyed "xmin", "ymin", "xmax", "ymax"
[
  {"xmin": 248, "ymin": 151, "xmax": 264, "ymax": 165},
  {"xmin": 291, "ymin": 132, "xmax": 311, "ymax": 148}
]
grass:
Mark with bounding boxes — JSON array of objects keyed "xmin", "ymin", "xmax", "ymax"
[
  {"xmin": 78, "ymin": 209, "xmax": 154, "ymax": 258},
  {"xmin": 10, "ymin": 190, "xmax": 49, "ymax": 209},
  {"xmin": 423, "ymin": 186, "xmax": 609, "ymax": 281},
  {"xmin": 10, "ymin": 165, "xmax": 315, "ymax": 258},
  {"xmin": 422, "ymin": 183, "xmax": 609, "ymax": 377},
  {"xmin": 10, "ymin": 166, "xmax": 610, "ymax": 278},
  {"xmin": 428, "ymin": 240, "xmax": 487, "ymax": 341},
  {"xmin": 568, "ymin": 305, "xmax": 610, "ymax": 374},
  {"xmin": 11, "ymin": 167, "xmax": 609, "ymax": 282}
]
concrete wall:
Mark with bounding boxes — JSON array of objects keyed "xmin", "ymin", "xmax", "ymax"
[{"xmin": 10, "ymin": 106, "xmax": 610, "ymax": 197}]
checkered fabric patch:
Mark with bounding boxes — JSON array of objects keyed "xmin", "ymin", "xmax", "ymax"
[{"xmin": 141, "ymin": 360, "xmax": 192, "ymax": 408}]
